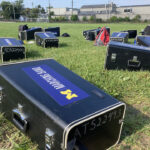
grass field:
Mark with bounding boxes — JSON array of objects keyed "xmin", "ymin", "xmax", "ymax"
[{"xmin": 0, "ymin": 22, "xmax": 150, "ymax": 150}]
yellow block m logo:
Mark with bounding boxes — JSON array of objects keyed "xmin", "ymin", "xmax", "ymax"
[{"xmin": 60, "ymin": 89, "xmax": 78, "ymax": 100}]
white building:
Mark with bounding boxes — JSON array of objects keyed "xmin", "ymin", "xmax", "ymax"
[
  {"xmin": 47, "ymin": 3, "xmax": 150, "ymax": 21},
  {"xmin": 116, "ymin": 4, "xmax": 150, "ymax": 20},
  {"xmin": 79, "ymin": 3, "xmax": 150, "ymax": 21},
  {"xmin": 47, "ymin": 7, "xmax": 79, "ymax": 16}
]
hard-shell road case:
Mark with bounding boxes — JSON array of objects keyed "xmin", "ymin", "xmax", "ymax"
[
  {"xmin": 110, "ymin": 32, "xmax": 129, "ymax": 43},
  {"xmin": 0, "ymin": 59, "xmax": 126, "ymax": 150},
  {"xmin": 19, "ymin": 27, "xmax": 42, "ymax": 41},
  {"xmin": 35, "ymin": 32, "xmax": 59, "ymax": 48},
  {"xmin": 0, "ymin": 38, "xmax": 25, "ymax": 62},
  {"xmin": 83, "ymin": 29, "xmax": 97, "ymax": 37},
  {"xmin": 83, "ymin": 27, "xmax": 110, "ymax": 41},
  {"xmin": 136, "ymin": 35, "xmax": 150, "ymax": 47},
  {"xmin": 141, "ymin": 25, "xmax": 150, "ymax": 35},
  {"xmin": 85, "ymin": 29, "xmax": 101, "ymax": 41},
  {"xmin": 43, "ymin": 27, "xmax": 60, "ymax": 37},
  {"xmin": 106, "ymin": 27, "xmax": 110, "ymax": 35},
  {"xmin": 122, "ymin": 30, "xmax": 137, "ymax": 38},
  {"xmin": 105, "ymin": 41, "xmax": 150, "ymax": 70}
]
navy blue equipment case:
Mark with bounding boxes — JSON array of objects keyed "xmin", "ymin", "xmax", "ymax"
[
  {"xmin": 110, "ymin": 32, "xmax": 129, "ymax": 43},
  {"xmin": 0, "ymin": 38, "xmax": 25, "ymax": 62},
  {"xmin": 121, "ymin": 30, "xmax": 137, "ymax": 38},
  {"xmin": 0, "ymin": 59, "xmax": 126, "ymax": 150},
  {"xmin": 136, "ymin": 35, "xmax": 150, "ymax": 47},
  {"xmin": 19, "ymin": 27, "xmax": 42, "ymax": 41},
  {"xmin": 43, "ymin": 27, "xmax": 60, "ymax": 37},
  {"xmin": 105, "ymin": 41, "xmax": 150, "ymax": 70},
  {"xmin": 35, "ymin": 32, "xmax": 59, "ymax": 48}
]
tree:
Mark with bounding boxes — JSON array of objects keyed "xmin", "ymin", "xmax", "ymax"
[
  {"xmin": 0, "ymin": 0, "xmax": 24, "ymax": 19},
  {"xmin": 30, "ymin": 7, "xmax": 39, "ymax": 18},
  {"xmin": 41, "ymin": 7, "xmax": 45, "ymax": 14},
  {"xmin": 22, "ymin": 8, "xmax": 31, "ymax": 18},
  {"xmin": 1, "ymin": 1, "xmax": 13, "ymax": 19},
  {"xmin": 14, "ymin": 0, "xmax": 24, "ymax": 19},
  {"xmin": 48, "ymin": 11, "xmax": 54, "ymax": 21},
  {"xmin": 109, "ymin": 16, "xmax": 118, "ymax": 22},
  {"xmin": 124, "ymin": 17, "xmax": 130, "ymax": 22},
  {"xmin": 71, "ymin": 15, "xmax": 78, "ymax": 21},
  {"xmin": 132, "ymin": 15, "xmax": 141, "ymax": 22},
  {"xmin": 37, "ymin": 5, "xmax": 41, "ymax": 9},
  {"xmin": 82, "ymin": 16, "xmax": 87, "ymax": 22},
  {"xmin": 89, "ymin": 16, "xmax": 95, "ymax": 22}
]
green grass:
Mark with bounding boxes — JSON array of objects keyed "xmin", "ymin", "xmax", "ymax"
[{"xmin": 0, "ymin": 22, "xmax": 150, "ymax": 150}]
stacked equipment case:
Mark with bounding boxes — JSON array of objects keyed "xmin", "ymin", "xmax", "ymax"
[
  {"xmin": 105, "ymin": 41, "xmax": 150, "ymax": 70},
  {"xmin": 43, "ymin": 27, "xmax": 60, "ymax": 37},
  {"xmin": 141, "ymin": 25, "xmax": 150, "ymax": 35},
  {"xmin": 110, "ymin": 32, "xmax": 129, "ymax": 43},
  {"xmin": 19, "ymin": 27, "xmax": 42, "ymax": 41},
  {"xmin": 121, "ymin": 30, "xmax": 137, "ymax": 38},
  {"xmin": 136, "ymin": 36, "xmax": 150, "ymax": 47},
  {"xmin": 0, "ymin": 59, "xmax": 126, "ymax": 150},
  {"xmin": 83, "ymin": 27, "xmax": 110, "ymax": 41},
  {"xmin": 0, "ymin": 38, "xmax": 25, "ymax": 62},
  {"xmin": 83, "ymin": 29, "xmax": 98, "ymax": 37},
  {"xmin": 35, "ymin": 32, "xmax": 59, "ymax": 48},
  {"xmin": 85, "ymin": 29, "xmax": 101, "ymax": 41}
]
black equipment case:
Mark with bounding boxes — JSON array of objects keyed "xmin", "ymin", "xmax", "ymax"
[
  {"xmin": 0, "ymin": 38, "xmax": 25, "ymax": 62},
  {"xmin": 0, "ymin": 59, "xmax": 126, "ymax": 150},
  {"xmin": 105, "ymin": 41, "xmax": 150, "ymax": 70},
  {"xmin": 18, "ymin": 24, "xmax": 29, "ymax": 32},
  {"xmin": 35, "ymin": 32, "xmax": 59, "ymax": 48},
  {"xmin": 19, "ymin": 27, "xmax": 42, "ymax": 41},
  {"xmin": 83, "ymin": 27, "xmax": 110, "ymax": 41},
  {"xmin": 85, "ymin": 29, "xmax": 100, "ymax": 41},
  {"xmin": 105, "ymin": 27, "xmax": 110, "ymax": 35},
  {"xmin": 83, "ymin": 27, "xmax": 110, "ymax": 38},
  {"xmin": 121, "ymin": 30, "xmax": 137, "ymax": 38},
  {"xmin": 110, "ymin": 32, "xmax": 129, "ymax": 43},
  {"xmin": 83, "ymin": 29, "xmax": 97, "ymax": 37},
  {"xmin": 43, "ymin": 27, "xmax": 60, "ymax": 37},
  {"xmin": 141, "ymin": 25, "xmax": 150, "ymax": 35},
  {"xmin": 136, "ymin": 35, "xmax": 150, "ymax": 47}
]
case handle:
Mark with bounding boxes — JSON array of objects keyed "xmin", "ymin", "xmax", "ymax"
[
  {"xmin": 12, "ymin": 104, "xmax": 28, "ymax": 133},
  {"xmin": 0, "ymin": 86, "xmax": 3, "ymax": 103},
  {"xmin": 128, "ymin": 56, "xmax": 141, "ymax": 68}
]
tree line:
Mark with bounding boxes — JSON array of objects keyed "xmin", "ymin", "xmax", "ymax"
[{"xmin": 0, "ymin": 0, "xmax": 46, "ymax": 19}]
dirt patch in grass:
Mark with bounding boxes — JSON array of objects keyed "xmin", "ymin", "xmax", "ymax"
[{"xmin": 137, "ymin": 133, "xmax": 150, "ymax": 149}]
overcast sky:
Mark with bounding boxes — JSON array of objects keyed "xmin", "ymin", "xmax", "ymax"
[{"xmin": 3, "ymin": 0, "xmax": 150, "ymax": 8}]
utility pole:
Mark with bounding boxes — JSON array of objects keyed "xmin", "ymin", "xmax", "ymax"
[
  {"xmin": 32, "ymin": 2, "xmax": 33, "ymax": 8},
  {"xmin": 49, "ymin": 0, "xmax": 50, "ymax": 14},
  {"xmin": 108, "ymin": 0, "xmax": 111, "ymax": 19},
  {"xmin": 13, "ymin": 4, "xmax": 15, "ymax": 20},
  {"xmin": 72, "ymin": 0, "xmax": 73, "ymax": 16},
  {"xmin": 48, "ymin": 0, "xmax": 51, "ymax": 22},
  {"xmin": 11, "ymin": 0, "xmax": 15, "ymax": 20}
]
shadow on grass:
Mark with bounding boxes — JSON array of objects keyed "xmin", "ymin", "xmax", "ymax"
[
  {"xmin": 26, "ymin": 50, "xmax": 42, "ymax": 59},
  {"xmin": 120, "ymin": 104, "xmax": 150, "ymax": 141},
  {"xmin": 59, "ymin": 42, "xmax": 68, "ymax": 48}
]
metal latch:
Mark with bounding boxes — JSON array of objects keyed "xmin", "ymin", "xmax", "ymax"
[
  {"xmin": 12, "ymin": 104, "xmax": 28, "ymax": 133},
  {"xmin": 45, "ymin": 128, "xmax": 55, "ymax": 150},
  {"xmin": 111, "ymin": 53, "xmax": 117, "ymax": 62}
]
